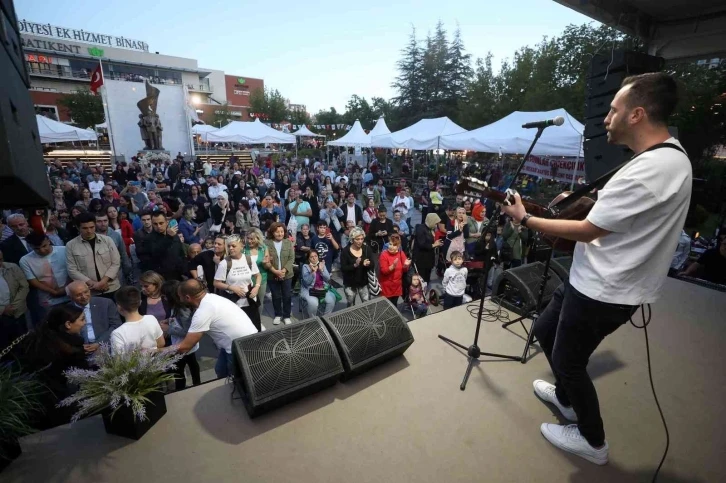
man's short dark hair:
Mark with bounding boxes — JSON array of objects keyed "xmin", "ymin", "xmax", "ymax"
[
  {"xmin": 621, "ymin": 72, "xmax": 678, "ymax": 125},
  {"xmin": 317, "ymin": 220, "xmax": 328, "ymax": 227},
  {"xmin": 25, "ymin": 232, "xmax": 48, "ymax": 247},
  {"xmin": 76, "ymin": 212, "xmax": 96, "ymax": 225},
  {"xmin": 115, "ymin": 286, "xmax": 142, "ymax": 312},
  {"xmin": 140, "ymin": 209, "xmax": 154, "ymax": 219},
  {"xmin": 94, "ymin": 212, "xmax": 108, "ymax": 220},
  {"xmin": 151, "ymin": 211, "xmax": 167, "ymax": 220}
]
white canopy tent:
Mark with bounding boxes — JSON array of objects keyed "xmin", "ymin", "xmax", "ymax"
[
  {"xmin": 327, "ymin": 120, "xmax": 370, "ymax": 147},
  {"xmin": 94, "ymin": 122, "xmax": 107, "ymax": 130},
  {"xmin": 292, "ymin": 125, "xmax": 325, "ymax": 137},
  {"xmin": 440, "ymin": 108, "xmax": 584, "ymax": 157},
  {"xmin": 368, "ymin": 116, "xmax": 391, "ymax": 140},
  {"xmin": 191, "ymin": 124, "xmax": 218, "ymax": 135},
  {"xmin": 203, "ymin": 118, "xmax": 296, "ymax": 144},
  {"xmin": 371, "ymin": 117, "xmax": 467, "ymax": 150},
  {"xmin": 36, "ymin": 115, "xmax": 98, "ymax": 144}
]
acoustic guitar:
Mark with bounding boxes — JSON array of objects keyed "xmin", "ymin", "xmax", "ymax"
[{"xmin": 456, "ymin": 177, "xmax": 595, "ymax": 252}]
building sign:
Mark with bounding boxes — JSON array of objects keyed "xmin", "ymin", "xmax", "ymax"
[
  {"xmin": 26, "ymin": 53, "xmax": 53, "ymax": 63},
  {"xmin": 237, "ymin": 77, "xmax": 246, "ymax": 84},
  {"xmin": 87, "ymin": 47, "xmax": 104, "ymax": 57},
  {"xmin": 21, "ymin": 37, "xmax": 81, "ymax": 54},
  {"xmin": 18, "ymin": 20, "xmax": 149, "ymax": 52},
  {"xmin": 233, "ymin": 89, "xmax": 249, "ymax": 96},
  {"xmin": 215, "ymin": 110, "xmax": 243, "ymax": 116}
]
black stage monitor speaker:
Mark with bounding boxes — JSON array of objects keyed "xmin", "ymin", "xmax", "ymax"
[
  {"xmin": 549, "ymin": 256, "xmax": 573, "ymax": 281},
  {"xmin": 492, "ymin": 262, "xmax": 563, "ymax": 316},
  {"xmin": 321, "ymin": 297, "xmax": 414, "ymax": 379},
  {"xmin": 232, "ymin": 317, "xmax": 344, "ymax": 418},
  {"xmin": 0, "ymin": 2, "xmax": 52, "ymax": 208}
]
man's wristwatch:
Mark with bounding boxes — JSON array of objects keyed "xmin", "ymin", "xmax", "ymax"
[{"xmin": 520, "ymin": 213, "xmax": 533, "ymax": 227}]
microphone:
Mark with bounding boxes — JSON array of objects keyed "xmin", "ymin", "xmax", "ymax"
[{"xmin": 521, "ymin": 116, "xmax": 565, "ymax": 129}]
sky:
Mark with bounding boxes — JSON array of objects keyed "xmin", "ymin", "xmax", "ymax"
[{"xmin": 16, "ymin": 0, "xmax": 595, "ymax": 114}]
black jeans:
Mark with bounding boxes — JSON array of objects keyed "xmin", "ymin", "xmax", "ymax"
[
  {"xmin": 174, "ymin": 352, "xmax": 201, "ymax": 391},
  {"xmin": 269, "ymin": 278, "xmax": 292, "ymax": 318},
  {"xmin": 534, "ymin": 281, "xmax": 636, "ymax": 447},
  {"xmin": 443, "ymin": 294, "xmax": 463, "ymax": 309}
]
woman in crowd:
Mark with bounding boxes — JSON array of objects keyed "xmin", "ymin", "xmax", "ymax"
[
  {"xmin": 235, "ymin": 199, "xmax": 259, "ymax": 232},
  {"xmin": 214, "ymin": 234, "xmax": 262, "ymax": 331},
  {"xmin": 161, "ymin": 280, "xmax": 201, "ymax": 390},
  {"xmin": 88, "ymin": 198, "xmax": 104, "ymax": 215},
  {"xmin": 466, "ymin": 201, "xmax": 488, "ymax": 256},
  {"xmin": 186, "ymin": 184, "xmax": 209, "ymax": 224},
  {"xmin": 263, "ymin": 222, "xmax": 294, "ymax": 325},
  {"xmin": 378, "ymin": 233, "xmax": 410, "ymax": 306},
  {"xmin": 361, "ymin": 198, "xmax": 377, "ymax": 234},
  {"xmin": 179, "ymin": 205, "xmax": 201, "ymax": 244},
  {"xmin": 413, "ymin": 213, "xmax": 444, "ymax": 283},
  {"xmin": 52, "ymin": 187, "xmax": 67, "ymax": 212},
  {"xmin": 276, "ymin": 174, "xmax": 291, "ymax": 195},
  {"xmin": 294, "ymin": 223, "xmax": 314, "ymax": 290},
  {"xmin": 118, "ymin": 195, "xmax": 138, "ymax": 219},
  {"xmin": 502, "ymin": 217, "xmax": 528, "ymax": 268},
  {"xmin": 244, "ymin": 228, "xmax": 270, "ymax": 318},
  {"xmin": 301, "ymin": 249, "xmax": 336, "ymax": 316},
  {"xmin": 138, "ymin": 271, "xmax": 171, "ymax": 339},
  {"xmin": 446, "ymin": 207, "xmax": 470, "ymax": 262},
  {"xmin": 15, "ymin": 304, "xmax": 89, "ymax": 428},
  {"xmin": 322, "ymin": 176, "xmax": 334, "ymax": 194},
  {"xmin": 210, "ymin": 192, "xmax": 230, "ymax": 234},
  {"xmin": 303, "ymin": 185, "xmax": 319, "ymax": 226},
  {"xmin": 340, "ymin": 226, "xmax": 372, "ymax": 307},
  {"xmin": 74, "ymin": 187, "xmax": 93, "ymax": 210},
  {"xmin": 107, "ymin": 205, "xmax": 134, "ymax": 256}
]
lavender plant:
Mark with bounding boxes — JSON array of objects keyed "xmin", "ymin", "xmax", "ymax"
[{"xmin": 58, "ymin": 344, "xmax": 181, "ymax": 423}]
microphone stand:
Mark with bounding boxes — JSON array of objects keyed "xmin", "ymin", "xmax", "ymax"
[{"xmin": 437, "ymin": 126, "xmax": 546, "ymax": 390}]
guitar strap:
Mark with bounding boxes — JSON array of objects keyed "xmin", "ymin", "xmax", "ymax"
[{"xmin": 547, "ymin": 142, "xmax": 686, "ymax": 215}]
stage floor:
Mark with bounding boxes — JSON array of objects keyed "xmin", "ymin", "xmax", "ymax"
[{"xmin": 5, "ymin": 278, "xmax": 725, "ymax": 483}]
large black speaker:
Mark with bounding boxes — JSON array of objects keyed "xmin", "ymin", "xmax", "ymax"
[
  {"xmin": 321, "ymin": 298, "xmax": 414, "ymax": 379},
  {"xmin": 549, "ymin": 256, "xmax": 573, "ymax": 281},
  {"xmin": 583, "ymin": 50, "xmax": 663, "ymax": 183},
  {"xmin": 0, "ymin": 1, "xmax": 52, "ymax": 208},
  {"xmin": 232, "ymin": 317, "xmax": 344, "ymax": 417},
  {"xmin": 492, "ymin": 262, "xmax": 563, "ymax": 316}
]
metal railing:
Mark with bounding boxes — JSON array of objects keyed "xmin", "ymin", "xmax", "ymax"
[
  {"xmin": 26, "ymin": 64, "xmax": 182, "ymax": 85},
  {"xmin": 187, "ymin": 84, "xmax": 212, "ymax": 92}
]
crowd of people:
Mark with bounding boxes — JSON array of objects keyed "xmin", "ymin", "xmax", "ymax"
[{"xmin": 2, "ymin": 147, "xmax": 722, "ymax": 429}]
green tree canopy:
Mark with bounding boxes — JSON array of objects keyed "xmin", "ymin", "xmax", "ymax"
[{"xmin": 57, "ymin": 89, "xmax": 104, "ymax": 129}]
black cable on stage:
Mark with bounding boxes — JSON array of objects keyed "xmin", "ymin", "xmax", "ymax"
[{"xmin": 630, "ymin": 304, "xmax": 669, "ymax": 483}]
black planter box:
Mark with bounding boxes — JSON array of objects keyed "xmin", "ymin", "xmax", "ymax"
[
  {"xmin": 0, "ymin": 438, "xmax": 21, "ymax": 473},
  {"xmin": 102, "ymin": 391, "xmax": 167, "ymax": 440}
]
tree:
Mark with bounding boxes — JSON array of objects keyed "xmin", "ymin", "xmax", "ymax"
[
  {"xmin": 446, "ymin": 25, "xmax": 473, "ymax": 121},
  {"xmin": 342, "ymin": 95, "xmax": 375, "ymax": 129},
  {"xmin": 249, "ymin": 87, "xmax": 290, "ymax": 123},
  {"xmin": 57, "ymin": 89, "xmax": 103, "ymax": 129},
  {"xmin": 392, "ymin": 27, "xmax": 424, "ymax": 126},
  {"xmin": 289, "ymin": 108, "xmax": 312, "ymax": 127},
  {"xmin": 210, "ymin": 102, "xmax": 232, "ymax": 128}
]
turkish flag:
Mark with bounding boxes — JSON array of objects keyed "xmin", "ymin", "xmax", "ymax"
[{"xmin": 89, "ymin": 63, "xmax": 104, "ymax": 94}]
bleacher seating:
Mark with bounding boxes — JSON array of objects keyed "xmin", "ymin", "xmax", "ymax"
[
  {"xmin": 44, "ymin": 151, "xmax": 113, "ymax": 173},
  {"xmin": 195, "ymin": 151, "xmax": 254, "ymax": 169}
]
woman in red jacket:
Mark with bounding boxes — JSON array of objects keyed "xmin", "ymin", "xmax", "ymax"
[
  {"xmin": 107, "ymin": 205, "xmax": 134, "ymax": 256},
  {"xmin": 378, "ymin": 233, "xmax": 411, "ymax": 307}
]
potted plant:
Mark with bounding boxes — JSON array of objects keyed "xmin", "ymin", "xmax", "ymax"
[
  {"xmin": 58, "ymin": 344, "xmax": 181, "ymax": 440},
  {"xmin": 0, "ymin": 363, "xmax": 45, "ymax": 472}
]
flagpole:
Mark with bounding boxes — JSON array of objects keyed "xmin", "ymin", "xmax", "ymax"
[{"xmin": 98, "ymin": 58, "xmax": 117, "ymax": 164}]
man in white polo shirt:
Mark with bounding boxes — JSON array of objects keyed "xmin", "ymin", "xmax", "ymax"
[
  {"xmin": 175, "ymin": 279, "xmax": 257, "ymax": 378},
  {"xmin": 502, "ymin": 72, "xmax": 691, "ymax": 465}
]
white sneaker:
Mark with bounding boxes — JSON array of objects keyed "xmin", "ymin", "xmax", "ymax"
[
  {"xmin": 283, "ymin": 318, "xmax": 292, "ymax": 325},
  {"xmin": 533, "ymin": 380, "xmax": 578, "ymax": 422},
  {"xmin": 273, "ymin": 317, "xmax": 282, "ymax": 325},
  {"xmin": 540, "ymin": 423, "xmax": 608, "ymax": 465}
]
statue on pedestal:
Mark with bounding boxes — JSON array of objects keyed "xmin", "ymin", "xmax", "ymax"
[{"xmin": 136, "ymin": 80, "xmax": 164, "ymax": 150}]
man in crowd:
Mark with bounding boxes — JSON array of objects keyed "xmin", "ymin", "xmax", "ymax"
[
  {"xmin": 95, "ymin": 212, "xmax": 131, "ymax": 279},
  {"xmin": 174, "ymin": 279, "xmax": 257, "ymax": 378},
  {"xmin": 100, "ymin": 184, "xmax": 120, "ymax": 208},
  {"xmin": 65, "ymin": 212, "xmax": 121, "ymax": 299},
  {"xmin": 288, "ymin": 189, "xmax": 312, "ymax": 232},
  {"xmin": 0, "ymin": 248, "xmax": 30, "ymax": 348},
  {"xmin": 136, "ymin": 211, "xmax": 186, "ymax": 281},
  {"xmin": 66, "ymin": 280, "xmax": 122, "ymax": 354},
  {"xmin": 340, "ymin": 192, "xmax": 363, "ymax": 228},
  {"xmin": 88, "ymin": 172, "xmax": 105, "ymax": 199},
  {"xmin": 206, "ymin": 175, "xmax": 227, "ymax": 200},
  {"xmin": 19, "ymin": 233, "xmax": 70, "ymax": 322},
  {"xmin": 0, "ymin": 214, "xmax": 32, "ymax": 265}
]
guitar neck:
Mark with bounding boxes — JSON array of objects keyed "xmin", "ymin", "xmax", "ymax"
[{"xmin": 480, "ymin": 190, "xmax": 549, "ymax": 218}]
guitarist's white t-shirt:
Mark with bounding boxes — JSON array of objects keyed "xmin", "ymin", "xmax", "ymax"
[{"xmin": 570, "ymin": 138, "xmax": 691, "ymax": 305}]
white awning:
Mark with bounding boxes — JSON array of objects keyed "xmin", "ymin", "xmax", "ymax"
[
  {"xmin": 371, "ymin": 117, "xmax": 466, "ymax": 150},
  {"xmin": 292, "ymin": 125, "xmax": 325, "ymax": 137},
  {"xmin": 203, "ymin": 118, "xmax": 296, "ymax": 144},
  {"xmin": 328, "ymin": 120, "xmax": 370, "ymax": 147},
  {"xmin": 36, "ymin": 115, "xmax": 98, "ymax": 144}
]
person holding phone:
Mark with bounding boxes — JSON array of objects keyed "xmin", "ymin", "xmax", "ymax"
[
  {"xmin": 288, "ymin": 188, "xmax": 312, "ymax": 233},
  {"xmin": 311, "ymin": 221, "xmax": 339, "ymax": 273},
  {"xmin": 300, "ymin": 250, "xmax": 336, "ymax": 316},
  {"xmin": 367, "ymin": 205, "xmax": 394, "ymax": 253}
]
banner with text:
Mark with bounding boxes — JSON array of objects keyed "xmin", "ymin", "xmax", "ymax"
[{"xmin": 521, "ymin": 155, "xmax": 585, "ymax": 184}]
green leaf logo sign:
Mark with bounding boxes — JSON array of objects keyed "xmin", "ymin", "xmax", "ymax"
[
  {"xmin": 237, "ymin": 77, "xmax": 246, "ymax": 84},
  {"xmin": 88, "ymin": 47, "xmax": 104, "ymax": 57}
]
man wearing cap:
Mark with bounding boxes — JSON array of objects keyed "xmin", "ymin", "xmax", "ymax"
[{"xmin": 367, "ymin": 205, "xmax": 394, "ymax": 252}]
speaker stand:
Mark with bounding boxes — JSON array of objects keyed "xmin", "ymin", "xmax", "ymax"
[{"xmin": 500, "ymin": 239, "xmax": 555, "ymax": 363}]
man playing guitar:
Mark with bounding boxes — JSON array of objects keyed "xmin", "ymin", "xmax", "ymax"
[{"xmin": 501, "ymin": 72, "xmax": 692, "ymax": 465}]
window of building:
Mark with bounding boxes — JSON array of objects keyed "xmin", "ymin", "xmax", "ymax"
[{"xmin": 35, "ymin": 105, "xmax": 59, "ymax": 120}]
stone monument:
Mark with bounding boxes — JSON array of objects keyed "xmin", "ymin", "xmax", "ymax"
[{"xmin": 137, "ymin": 80, "xmax": 165, "ymax": 150}]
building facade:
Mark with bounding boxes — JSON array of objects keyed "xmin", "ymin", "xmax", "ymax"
[{"xmin": 19, "ymin": 20, "xmax": 263, "ymax": 125}]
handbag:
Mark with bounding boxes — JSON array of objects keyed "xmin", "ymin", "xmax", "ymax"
[
  {"xmin": 309, "ymin": 286, "xmax": 328, "ymax": 299},
  {"xmin": 364, "ymin": 245, "xmax": 381, "ymax": 296}
]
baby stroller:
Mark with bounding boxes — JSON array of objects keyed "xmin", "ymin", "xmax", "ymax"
[{"xmin": 402, "ymin": 261, "xmax": 432, "ymax": 320}]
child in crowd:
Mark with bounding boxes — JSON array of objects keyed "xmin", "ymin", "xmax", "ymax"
[
  {"xmin": 111, "ymin": 286, "xmax": 165, "ymax": 354},
  {"xmin": 393, "ymin": 210, "xmax": 409, "ymax": 236},
  {"xmin": 442, "ymin": 251, "xmax": 467, "ymax": 310},
  {"xmin": 341, "ymin": 220, "xmax": 355, "ymax": 248},
  {"xmin": 409, "ymin": 274, "xmax": 429, "ymax": 316}
]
